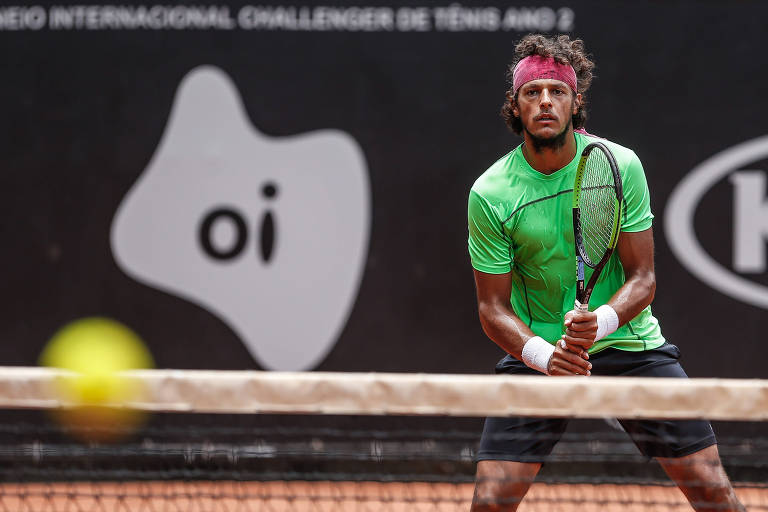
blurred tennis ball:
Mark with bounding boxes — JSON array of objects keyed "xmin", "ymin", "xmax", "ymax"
[{"xmin": 39, "ymin": 317, "xmax": 155, "ymax": 442}]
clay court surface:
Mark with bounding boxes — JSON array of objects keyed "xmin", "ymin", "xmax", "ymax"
[{"xmin": 0, "ymin": 481, "xmax": 765, "ymax": 511}]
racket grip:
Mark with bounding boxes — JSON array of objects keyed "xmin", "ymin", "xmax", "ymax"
[{"xmin": 574, "ymin": 300, "xmax": 589, "ymax": 312}]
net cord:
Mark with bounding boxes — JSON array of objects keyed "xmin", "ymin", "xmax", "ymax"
[{"xmin": 1, "ymin": 367, "xmax": 767, "ymax": 420}]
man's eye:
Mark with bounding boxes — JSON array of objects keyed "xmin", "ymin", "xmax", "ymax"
[{"xmin": 553, "ymin": 89, "xmax": 564, "ymax": 95}]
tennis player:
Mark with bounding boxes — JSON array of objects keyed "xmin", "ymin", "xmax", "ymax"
[{"xmin": 467, "ymin": 34, "xmax": 744, "ymax": 511}]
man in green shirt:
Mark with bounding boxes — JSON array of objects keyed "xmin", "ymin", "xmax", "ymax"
[{"xmin": 467, "ymin": 34, "xmax": 744, "ymax": 511}]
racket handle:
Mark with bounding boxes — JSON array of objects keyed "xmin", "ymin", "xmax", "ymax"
[{"xmin": 574, "ymin": 300, "xmax": 588, "ymax": 312}]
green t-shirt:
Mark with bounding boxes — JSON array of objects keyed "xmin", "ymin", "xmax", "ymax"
[{"xmin": 467, "ymin": 132, "xmax": 664, "ymax": 353}]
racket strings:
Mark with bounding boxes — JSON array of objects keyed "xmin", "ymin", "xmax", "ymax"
[{"xmin": 579, "ymin": 151, "xmax": 617, "ymax": 267}]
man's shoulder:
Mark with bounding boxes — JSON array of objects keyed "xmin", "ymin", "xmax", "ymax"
[
  {"xmin": 471, "ymin": 147, "xmax": 520, "ymax": 200},
  {"xmin": 578, "ymin": 132, "xmax": 640, "ymax": 168}
]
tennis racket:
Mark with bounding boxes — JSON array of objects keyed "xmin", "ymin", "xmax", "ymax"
[{"xmin": 572, "ymin": 142, "xmax": 623, "ymax": 311}]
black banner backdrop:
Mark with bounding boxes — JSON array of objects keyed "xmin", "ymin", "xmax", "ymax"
[{"xmin": 1, "ymin": 1, "xmax": 766, "ymax": 378}]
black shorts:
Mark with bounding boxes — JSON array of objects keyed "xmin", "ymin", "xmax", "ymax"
[{"xmin": 477, "ymin": 343, "xmax": 716, "ymax": 461}]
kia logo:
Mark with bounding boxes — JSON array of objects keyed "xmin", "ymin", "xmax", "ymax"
[{"xmin": 665, "ymin": 135, "xmax": 768, "ymax": 309}]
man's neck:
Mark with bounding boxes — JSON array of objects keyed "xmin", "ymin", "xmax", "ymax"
[{"xmin": 521, "ymin": 128, "xmax": 577, "ymax": 175}]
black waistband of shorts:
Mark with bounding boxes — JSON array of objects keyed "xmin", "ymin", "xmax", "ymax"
[{"xmin": 494, "ymin": 342, "xmax": 681, "ymax": 377}]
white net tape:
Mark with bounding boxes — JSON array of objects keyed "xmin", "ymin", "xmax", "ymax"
[{"xmin": 2, "ymin": 367, "xmax": 767, "ymax": 420}]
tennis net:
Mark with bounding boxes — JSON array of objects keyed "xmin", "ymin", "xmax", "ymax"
[{"xmin": 0, "ymin": 367, "xmax": 766, "ymax": 511}]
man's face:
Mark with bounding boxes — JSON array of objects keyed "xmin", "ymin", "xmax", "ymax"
[{"xmin": 513, "ymin": 79, "xmax": 581, "ymax": 147}]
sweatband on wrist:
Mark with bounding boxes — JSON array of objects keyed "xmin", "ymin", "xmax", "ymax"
[
  {"xmin": 594, "ymin": 304, "xmax": 619, "ymax": 341},
  {"xmin": 521, "ymin": 336, "xmax": 555, "ymax": 375}
]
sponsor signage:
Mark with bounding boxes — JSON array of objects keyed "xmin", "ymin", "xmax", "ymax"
[
  {"xmin": 665, "ymin": 136, "xmax": 768, "ymax": 309},
  {"xmin": 112, "ymin": 67, "xmax": 370, "ymax": 370},
  {"xmin": 2, "ymin": 0, "xmax": 766, "ymax": 378}
]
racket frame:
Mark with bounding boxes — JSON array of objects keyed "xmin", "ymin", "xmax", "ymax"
[{"xmin": 572, "ymin": 141, "xmax": 624, "ymax": 311}]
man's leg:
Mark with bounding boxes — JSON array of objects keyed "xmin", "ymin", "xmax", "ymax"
[
  {"xmin": 472, "ymin": 412, "xmax": 566, "ymax": 512},
  {"xmin": 657, "ymin": 444, "xmax": 745, "ymax": 512},
  {"xmin": 600, "ymin": 344, "xmax": 744, "ymax": 511},
  {"xmin": 471, "ymin": 460, "xmax": 541, "ymax": 512},
  {"xmin": 472, "ymin": 360, "xmax": 568, "ymax": 511}
]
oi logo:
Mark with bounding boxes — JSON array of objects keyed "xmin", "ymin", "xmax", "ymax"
[
  {"xmin": 111, "ymin": 66, "xmax": 371, "ymax": 371},
  {"xmin": 198, "ymin": 182, "xmax": 279, "ymax": 263}
]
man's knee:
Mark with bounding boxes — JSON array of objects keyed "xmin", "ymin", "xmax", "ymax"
[
  {"xmin": 471, "ymin": 460, "xmax": 540, "ymax": 512},
  {"xmin": 657, "ymin": 445, "xmax": 745, "ymax": 512},
  {"xmin": 472, "ymin": 477, "xmax": 524, "ymax": 511}
]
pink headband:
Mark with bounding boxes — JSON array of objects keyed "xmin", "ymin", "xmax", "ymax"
[{"xmin": 512, "ymin": 55, "xmax": 577, "ymax": 94}]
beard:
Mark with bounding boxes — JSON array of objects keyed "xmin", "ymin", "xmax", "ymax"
[{"xmin": 523, "ymin": 117, "xmax": 572, "ymax": 153}]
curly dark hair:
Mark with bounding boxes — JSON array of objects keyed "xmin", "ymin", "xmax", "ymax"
[{"xmin": 501, "ymin": 34, "xmax": 595, "ymax": 135}]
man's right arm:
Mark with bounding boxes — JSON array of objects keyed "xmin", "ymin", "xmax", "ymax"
[{"xmin": 473, "ymin": 269, "xmax": 592, "ymax": 376}]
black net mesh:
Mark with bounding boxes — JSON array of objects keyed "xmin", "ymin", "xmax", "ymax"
[{"xmin": 0, "ymin": 409, "xmax": 765, "ymax": 511}]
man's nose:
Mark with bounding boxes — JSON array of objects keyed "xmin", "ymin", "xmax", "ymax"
[{"xmin": 539, "ymin": 89, "xmax": 553, "ymax": 108}]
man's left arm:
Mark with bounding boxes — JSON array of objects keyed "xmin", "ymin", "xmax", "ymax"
[{"xmin": 561, "ymin": 227, "xmax": 656, "ymax": 351}]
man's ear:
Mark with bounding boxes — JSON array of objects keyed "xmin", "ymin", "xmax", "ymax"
[
  {"xmin": 508, "ymin": 92, "xmax": 519, "ymax": 117},
  {"xmin": 573, "ymin": 92, "xmax": 582, "ymax": 114}
]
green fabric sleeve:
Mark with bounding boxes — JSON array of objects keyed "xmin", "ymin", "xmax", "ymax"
[
  {"xmin": 467, "ymin": 189, "xmax": 512, "ymax": 274},
  {"xmin": 621, "ymin": 152, "xmax": 654, "ymax": 232}
]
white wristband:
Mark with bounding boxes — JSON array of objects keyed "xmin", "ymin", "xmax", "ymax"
[
  {"xmin": 521, "ymin": 336, "xmax": 555, "ymax": 375},
  {"xmin": 594, "ymin": 304, "xmax": 619, "ymax": 341}
]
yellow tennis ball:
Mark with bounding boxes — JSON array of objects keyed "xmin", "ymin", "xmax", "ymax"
[{"xmin": 39, "ymin": 317, "xmax": 155, "ymax": 442}]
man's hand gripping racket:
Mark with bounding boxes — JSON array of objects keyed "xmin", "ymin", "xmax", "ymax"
[{"xmin": 562, "ymin": 142, "xmax": 624, "ymax": 357}]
